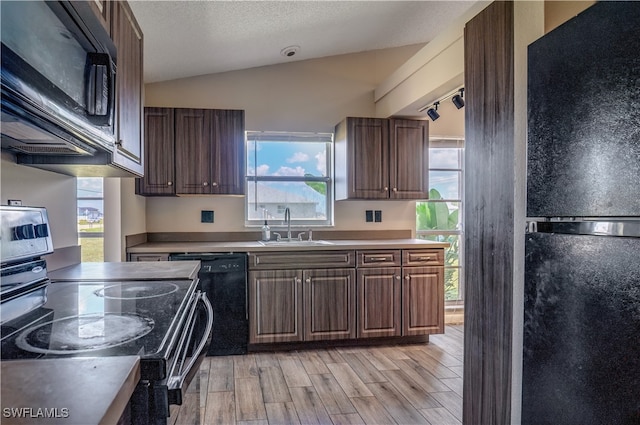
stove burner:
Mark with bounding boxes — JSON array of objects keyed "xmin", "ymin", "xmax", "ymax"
[
  {"xmin": 94, "ymin": 282, "xmax": 179, "ymax": 300},
  {"xmin": 15, "ymin": 313, "xmax": 154, "ymax": 355}
]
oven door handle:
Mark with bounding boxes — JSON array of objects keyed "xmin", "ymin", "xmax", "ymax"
[
  {"xmin": 166, "ymin": 291, "xmax": 213, "ymax": 404},
  {"xmin": 181, "ymin": 291, "xmax": 213, "ymax": 378}
]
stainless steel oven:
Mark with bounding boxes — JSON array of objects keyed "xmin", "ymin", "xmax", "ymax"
[{"xmin": 0, "ymin": 206, "xmax": 213, "ymax": 425}]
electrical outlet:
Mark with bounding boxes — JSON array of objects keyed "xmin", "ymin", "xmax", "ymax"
[
  {"xmin": 374, "ymin": 210, "xmax": 382, "ymax": 222},
  {"xmin": 8, "ymin": 200, "xmax": 22, "ymax": 206},
  {"xmin": 365, "ymin": 210, "xmax": 373, "ymax": 222},
  {"xmin": 201, "ymin": 210, "xmax": 214, "ymax": 223}
]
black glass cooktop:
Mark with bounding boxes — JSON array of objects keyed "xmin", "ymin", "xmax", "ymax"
[{"xmin": 0, "ymin": 279, "xmax": 197, "ymax": 379}]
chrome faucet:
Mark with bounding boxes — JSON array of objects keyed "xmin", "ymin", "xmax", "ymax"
[{"xmin": 284, "ymin": 207, "xmax": 291, "ymax": 241}]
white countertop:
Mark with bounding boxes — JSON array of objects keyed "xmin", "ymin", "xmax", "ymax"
[{"xmin": 127, "ymin": 238, "xmax": 448, "ymax": 254}]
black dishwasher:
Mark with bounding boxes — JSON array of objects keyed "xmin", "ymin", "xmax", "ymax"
[{"xmin": 169, "ymin": 253, "xmax": 248, "ymax": 355}]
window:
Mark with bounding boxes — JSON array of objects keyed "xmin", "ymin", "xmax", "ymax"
[
  {"xmin": 77, "ymin": 177, "xmax": 104, "ymax": 262},
  {"xmin": 245, "ymin": 131, "xmax": 333, "ymax": 226},
  {"xmin": 416, "ymin": 138, "xmax": 464, "ymax": 305}
]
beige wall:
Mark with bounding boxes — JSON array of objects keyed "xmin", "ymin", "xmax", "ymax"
[
  {"xmin": 428, "ymin": 98, "xmax": 465, "ymax": 139},
  {"xmin": 143, "ymin": 45, "xmax": 424, "ymax": 234},
  {"xmin": 146, "ymin": 46, "xmax": 422, "ymax": 132},
  {"xmin": 1, "ymin": 157, "xmax": 145, "ymax": 264},
  {"xmin": 1, "ymin": 153, "xmax": 78, "ymax": 249},
  {"xmin": 545, "ymin": 1, "xmax": 595, "ymax": 33},
  {"xmin": 104, "ymin": 178, "xmax": 146, "ymax": 261},
  {"xmin": 374, "ymin": 1, "xmax": 491, "ymax": 120}
]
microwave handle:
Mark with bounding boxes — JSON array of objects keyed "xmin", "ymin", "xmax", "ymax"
[{"xmin": 85, "ymin": 52, "xmax": 114, "ymax": 121}]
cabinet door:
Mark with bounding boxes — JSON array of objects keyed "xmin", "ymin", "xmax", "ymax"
[
  {"xmin": 111, "ymin": 0, "xmax": 144, "ymax": 176},
  {"xmin": 88, "ymin": 0, "xmax": 111, "ymax": 35},
  {"xmin": 347, "ymin": 117, "xmax": 390, "ymax": 199},
  {"xmin": 303, "ymin": 268, "xmax": 356, "ymax": 341},
  {"xmin": 402, "ymin": 266, "xmax": 444, "ymax": 335},
  {"xmin": 210, "ymin": 109, "xmax": 245, "ymax": 194},
  {"xmin": 175, "ymin": 109, "xmax": 212, "ymax": 194},
  {"xmin": 389, "ymin": 119, "xmax": 429, "ymax": 199},
  {"xmin": 357, "ymin": 267, "xmax": 401, "ymax": 338},
  {"xmin": 136, "ymin": 108, "xmax": 175, "ymax": 195},
  {"xmin": 249, "ymin": 270, "xmax": 303, "ymax": 344}
]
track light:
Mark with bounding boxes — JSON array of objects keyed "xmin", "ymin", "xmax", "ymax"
[
  {"xmin": 426, "ymin": 102, "xmax": 440, "ymax": 121},
  {"xmin": 417, "ymin": 87, "xmax": 465, "ymax": 118},
  {"xmin": 452, "ymin": 88, "xmax": 465, "ymax": 109}
]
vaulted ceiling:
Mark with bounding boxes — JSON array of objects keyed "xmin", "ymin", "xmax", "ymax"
[{"xmin": 129, "ymin": 1, "xmax": 477, "ymax": 83}]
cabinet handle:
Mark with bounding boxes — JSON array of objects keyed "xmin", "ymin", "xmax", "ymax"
[
  {"xmin": 368, "ymin": 257, "xmax": 388, "ymax": 261},
  {"xmin": 167, "ymin": 181, "xmax": 173, "ymax": 186},
  {"xmin": 405, "ymin": 275, "xmax": 410, "ymax": 280},
  {"xmin": 211, "ymin": 182, "xmax": 218, "ymax": 187},
  {"xmin": 306, "ymin": 278, "xmax": 311, "ymax": 283},
  {"xmin": 295, "ymin": 277, "xmax": 302, "ymax": 284},
  {"xmin": 383, "ymin": 187, "xmax": 389, "ymax": 192},
  {"xmin": 114, "ymin": 140, "xmax": 141, "ymax": 163},
  {"xmin": 392, "ymin": 187, "xmax": 398, "ymax": 192},
  {"xmin": 395, "ymin": 275, "xmax": 401, "ymax": 280},
  {"xmin": 203, "ymin": 182, "xmax": 209, "ymax": 186},
  {"xmin": 416, "ymin": 256, "xmax": 434, "ymax": 261}
]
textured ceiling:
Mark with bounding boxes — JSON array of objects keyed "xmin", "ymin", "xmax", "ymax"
[{"xmin": 129, "ymin": 1, "xmax": 477, "ymax": 83}]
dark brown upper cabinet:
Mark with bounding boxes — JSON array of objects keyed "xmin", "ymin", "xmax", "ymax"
[
  {"xmin": 87, "ymin": 0, "xmax": 111, "ymax": 36},
  {"xmin": 335, "ymin": 117, "xmax": 429, "ymax": 200},
  {"xmin": 137, "ymin": 108, "xmax": 245, "ymax": 196},
  {"xmin": 175, "ymin": 108, "xmax": 245, "ymax": 195},
  {"xmin": 136, "ymin": 108, "xmax": 175, "ymax": 195},
  {"xmin": 111, "ymin": 0, "xmax": 144, "ymax": 176}
]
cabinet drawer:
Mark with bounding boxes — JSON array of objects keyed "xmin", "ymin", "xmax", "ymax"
[
  {"xmin": 402, "ymin": 249, "xmax": 444, "ymax": 266},
  {"xmin": 248, "ymin": 250, "xmax": 355, "ymax": 270},
  {"xmin": 357, "ymin": 250, "xmax": 401, "ymax": 267},
  {"xmin": 129, "ymin": 253, "xmax": 169, "ymax": 262}
]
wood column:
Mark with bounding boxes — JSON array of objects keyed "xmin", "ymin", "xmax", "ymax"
[{"xmin": 463, "ymin": 2, "xmax": 515, "ymax": 424}]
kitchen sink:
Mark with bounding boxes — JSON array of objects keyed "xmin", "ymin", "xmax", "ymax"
[{"xmin": 258, "ymin": 240, "xmax": 334, "ymax": 246}]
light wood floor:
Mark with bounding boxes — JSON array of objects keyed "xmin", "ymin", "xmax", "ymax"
[{"xmin": 169, "ymin": 325, "xmax": 464, "ymax": 425}]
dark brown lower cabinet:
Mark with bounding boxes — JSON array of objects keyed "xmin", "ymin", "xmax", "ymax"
[
  {"xmin": 303, "ymin": 269, "xmax": 356, "ymax": 341},
  {"xmin": 247, "ymin": 249, "xmax": 445, "ymax": 346},
  {"xmin": 402, "ymin": 266, "xmax": 445, "ymax": 336},
  {"xmin": 249, "ymin": 268, "xmax": 356, "ymax": 344},
  {"xmin": 357, "ymin": 267, "xmax": 401, "ymax": 338},
  {"xmin": 249, "ymin": 270, "xmax": 303, "ymax": 344}
]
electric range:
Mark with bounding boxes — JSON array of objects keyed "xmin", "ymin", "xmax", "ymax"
[
  {"xmin": 2, "ymin": 278, "xmax": 199, "ymax": 379},
  {"xmin": 0, "ymin": 206, "xmax": 212, "ymax": 425}
]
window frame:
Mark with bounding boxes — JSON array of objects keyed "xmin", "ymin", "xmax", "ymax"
[
  {"xmin": 416, "ymin": 138, "xmax": 465, "ymax": 305},
  {"xmin": 244, "ymin": 131, "xmax": 334, "ymax": 227},
  {"xmin": 77, "ymin": 177, "xmax": 104, "ymax": 262}
]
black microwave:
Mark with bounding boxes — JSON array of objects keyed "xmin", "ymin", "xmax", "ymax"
[{"xmin": 1, "ymin": 0, "xmax": 117, "ymax": 156}]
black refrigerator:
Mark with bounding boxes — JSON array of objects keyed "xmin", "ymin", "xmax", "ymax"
[{"xmin": 523, "ymin": 3, "xmax": 640, "ymax": 425}]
